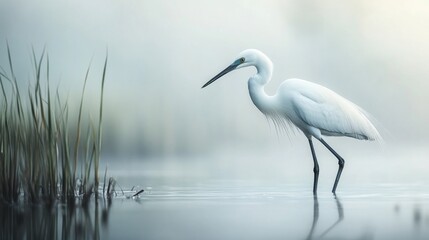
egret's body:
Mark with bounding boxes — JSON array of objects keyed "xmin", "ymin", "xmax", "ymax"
[
  {"xmin": 252, "ymin": 78, "xmax": 379, "ymax": 141},
  {"xmin": 202, "ymin": 49, "xmax": 380, "ymax": 194}
]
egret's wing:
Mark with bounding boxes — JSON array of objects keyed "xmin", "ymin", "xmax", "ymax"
[{"xmin": 291, "ymin": 90, "xmax": 380, "ymax": 140}]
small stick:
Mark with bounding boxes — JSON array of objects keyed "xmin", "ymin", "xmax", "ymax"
[{"xmin": 132, "ymin": 189, "xmax": 144, "ymax": 197}]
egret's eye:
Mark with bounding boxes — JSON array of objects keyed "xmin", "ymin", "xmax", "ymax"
[{"xmin": 240, "ymin": 57, "xmax": 245, "ymax": 63}]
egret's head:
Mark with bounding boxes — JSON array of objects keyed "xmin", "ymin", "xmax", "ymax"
[
  {"xmin": 235, "ymin": 49, "xmax": 264, "ymax": 69},
  {"xmin": 202, "ymin": 49, "xmax": 270, "ymax": 88}
]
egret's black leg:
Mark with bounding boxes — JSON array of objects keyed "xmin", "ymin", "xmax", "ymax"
[
  {"xmin": 319, "ymin": 139, "xmax": 345, "ymax": 194},
  {"xmin": 308, "ymin": 139, "xmax": 319, "ymax": 195}
]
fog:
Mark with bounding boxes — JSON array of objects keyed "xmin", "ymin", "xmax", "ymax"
[{"xmin": 1, "ymin": 0, "xmax": 429, "ymax": 159}]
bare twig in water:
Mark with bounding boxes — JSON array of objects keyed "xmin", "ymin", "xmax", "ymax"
[{"xmin": 132, "ymin": 189, "xmax": 144, "ymax": 197}]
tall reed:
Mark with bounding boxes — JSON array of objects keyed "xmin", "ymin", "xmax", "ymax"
[{"xmin": 0, "ymin": 45, "xmax": 107, "ymax": 204}]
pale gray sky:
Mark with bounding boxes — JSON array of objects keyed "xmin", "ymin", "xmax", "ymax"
[{"xmin": 1, "ymin": 0, "xmax": 429, "ymax": 156}]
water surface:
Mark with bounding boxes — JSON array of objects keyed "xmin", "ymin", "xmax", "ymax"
[
  {"xmin": 106, "ymin": 183, "xmax": 429, "ymax": 240},
  {"xmin": 2, "ymin": 163, "xmax": 429, "ymax": 240}
]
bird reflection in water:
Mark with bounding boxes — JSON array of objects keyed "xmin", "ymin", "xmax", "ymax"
[{"xmin": 306, "ymin": 195, "xmax": 344, "ymax": 240}]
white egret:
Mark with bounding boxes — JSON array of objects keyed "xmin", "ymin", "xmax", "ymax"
[{"xmin": 202, "ymin": 49, "xmax": 380, "ymax": 195}]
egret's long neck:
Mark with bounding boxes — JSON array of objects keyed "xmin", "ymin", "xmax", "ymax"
[{"xmin": 248, "ymin": 62, "xmax": 275, "ymax": 114}]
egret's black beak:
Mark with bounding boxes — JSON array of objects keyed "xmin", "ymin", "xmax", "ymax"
[{"xmin": 202, "ymin": 59, "xmax": 241, "ymax": 88}]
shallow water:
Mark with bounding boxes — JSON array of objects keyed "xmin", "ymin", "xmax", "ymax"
[
  {"xmin": 2, "ymin": 157, "xmax": 429, "ymax": 240},
  {"xmin": 107, "ymin": 183, "xmax": 429, "ymax": 240}
]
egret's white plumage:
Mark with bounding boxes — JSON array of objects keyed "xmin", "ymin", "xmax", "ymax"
[
  {"xmin": 276, "ymin": 78, "xmax": 380, "ymax": 140},
  {"xmin": 202, "ymin": 49, "xmax": 380, "ymax": 194}
]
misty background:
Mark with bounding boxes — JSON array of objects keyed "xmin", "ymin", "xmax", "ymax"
[{"xmin": 1, "ymin": 0, "xmax": 428, "ymax": 185}]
